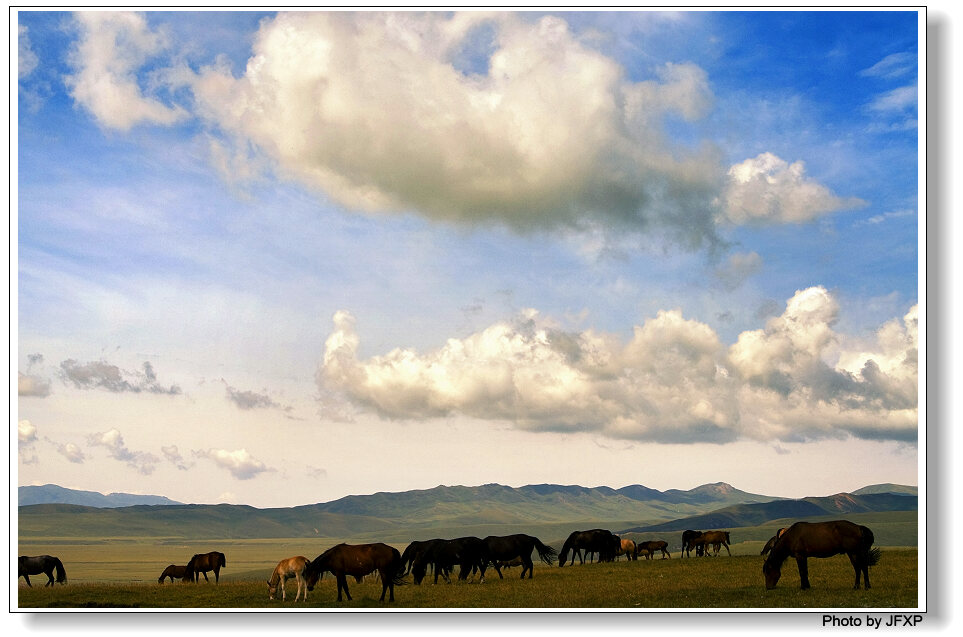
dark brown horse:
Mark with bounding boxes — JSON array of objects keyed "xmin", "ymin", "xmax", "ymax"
[
  {"xmin": 157, "ymin": 564, "xmax": 190, "ymax": 583},
  {"xmin": 637, "ymin": 540, "xmax": 671, "ymax": 559},
  {"xmin": 186, "ymin": 551, "xmax": 226, "ymax": 583},
  {"xmin": 305, "ymin": 543, "xmax": 406, "ymax": 602},
  {"xmin": 18, "ymin": 555, "xmax": 67, "ymax": 587},
  {"xmin": 763, "ymin": 520, "xmax": 880, "ymax": 590}
]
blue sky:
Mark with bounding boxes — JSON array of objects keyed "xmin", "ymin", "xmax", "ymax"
[{"xmin": 16, "ymin": 10, "xmax": 921, "ymax": 508}]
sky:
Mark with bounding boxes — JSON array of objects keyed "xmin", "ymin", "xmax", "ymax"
[{"xmin": 14, "ymin": 9, "xmax": 923, "ymax": 509}]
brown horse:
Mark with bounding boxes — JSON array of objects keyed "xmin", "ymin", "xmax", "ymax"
[
  {"xmin": 267, "ymin": 556, "xmax": 310, "ymax": 602},
  {"xmin": 697, "ymin": 531, "xmax": 731, "ymax": 556},
  {"xmin": 616, "ymin": 539, "xmax": 638, "ymax": 561},
  {"xmin": 186, "ymin": 551, "xmax": 226, "ymax": 583},
  {"xmin": 637, "ymin": 540, "xmax": 671, "ymax": 559},
  {"xmin": 305, "ymin": 543, "xmax": 406, "ymax": 602},
  {"xmin": 760, "ymin": 527, "xmax": 789, "ymax": 556},
  {"xmin": 157, "ymin": 564, "xmax": 190, "ymax": 583},
  {"xmin": 763, "ymin": 520, "xmax": 880, "ymax": 590}
]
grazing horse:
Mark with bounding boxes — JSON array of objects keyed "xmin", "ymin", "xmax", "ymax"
[
  {"xmin": 699, "ymin": 531, "xmax": 731, "ymax": 556},
  {"xmin": 18, "ymin": 555, "xmax": 67, "ymax": 587},
  {"xmin": 483, "ymin": 534, "xmax": 557, "ymax": 579},
  {"xmin": 186, "ymin": 551, "xmax": 226, "ymax": 583},
  {"xmin": 681, "ymin": 530, "xmax": 705, "ymax": 557},
  {"xmin": 157, "ymin": 564, "xmax": 190, "ymax": 583},
  {"xmin": 760, "ymin": 527, "xmax": 789, "ymax": 556},
  {"xmin": 267, "ymin": 556, "xmax": 310, "ymax": 602},
  {"xmin": 616, "ymin": 538, "xmax": 638, "ymax": 561},
  {"xmin": 763, "ymin": 520, "xmax": 880, "ymax": 590},
  {"xmin": 305, "ymin": 543, "xmax": 406, "ymax": 602},
  {"xmin": 638, "ymin": 540, "xmax": 671, "ymax": 559},
  {"xmin": 559, "ymin": 529, "xmax": 618, "ymax": 566},
  {"xmin": 400, "ymin": 539, "xmax": 444, "ymax": 575},
  {"xmin": 411, "ymin": 537, "xmax": 487, "ymax": 584}
]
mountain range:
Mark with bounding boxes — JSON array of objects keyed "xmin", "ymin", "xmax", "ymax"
[{"xmin": 17, "ymin": 482, "xmax": 917, "ymax": 544}]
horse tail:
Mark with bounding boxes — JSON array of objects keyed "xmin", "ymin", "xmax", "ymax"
[
  {"xmin": 389, "ymin": 548, "xmax": 407, "ymax": 588},
  {"xmin": 53, "ymin": 557, "xmax": 67, "ymax": 584},
  {"xmin": 220, "ymin": 553, "xmax": 227, "ymax": 567},
  {"xmin": 532, "ymin": 537, "xmax": 557, "ymax": 565}
]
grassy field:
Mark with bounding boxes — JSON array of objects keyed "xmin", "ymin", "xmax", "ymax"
[{"xmin": 17, "ymin": 546, "xmax": 919, "ymax": 610}]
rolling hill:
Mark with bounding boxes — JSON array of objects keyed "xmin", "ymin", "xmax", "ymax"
[
  {"xmin": 17, "ymin": 482, "xmax": 917, "ymax": 543},
  {"xmin": 18, "ymin": 484, "xmax": 183, "ymax": 507}
]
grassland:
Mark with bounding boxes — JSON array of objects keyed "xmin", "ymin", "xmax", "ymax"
[{"xmin": 17, "ymin": 544, "xmax": 918, "ymax": 610}]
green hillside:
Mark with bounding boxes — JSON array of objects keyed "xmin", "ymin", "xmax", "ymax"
[{"xmin": 17, "ymin": 482, "xmax": 917, "ymax": 544}]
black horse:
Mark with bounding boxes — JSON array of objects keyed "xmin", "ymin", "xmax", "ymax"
[
  {"xmin": 411, "ymin": 537, "xmax": 487, "ymax": 584},
  {"xmin": 186, "ymin": 551, "xmax": 226, "ymax": 583},
  {"xmin": 18, "ymin": 555, "xmax": 67, "ymax": 587},
  {"xmin": 763, "ymin": 520, "xmax": 881, "ymax": 590},
  {"xmin": 558, "ymin": 529, "xmax": 618, "ymax": 566},
  {"xmin": 483, "ymin": 534, "xmax": 557, "ymax": 579},
  {"xmin": 400, "ymin": 539, "xmax": 444, "ymax": 575},
  {"xmin": 681, "ymin": 530, "xmax": 705, "ymax": 557}
]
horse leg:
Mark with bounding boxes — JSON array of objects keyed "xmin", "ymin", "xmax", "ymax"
[
  {"xmin": 796, "ymin": 557, "xmax": 810, "ymax": 589},
  {"xmin": 522, "ymin": 558, "xmax": 534, "ymax": 579},
  {"xmin": 22, "ymin": 574, "xmax": 31, "ymax": 587},
  {"xmin": 46, "ymin": 569, "xmax": 55, "ymax": 587},
  {"xmin": 848, "ymin": 554, "xmax": 869, "ymax": 589}
]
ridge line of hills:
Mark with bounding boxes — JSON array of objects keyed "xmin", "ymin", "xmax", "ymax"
[{"xmin": 18, "ymin": 482, "xmax": 917, "ymax": 543}]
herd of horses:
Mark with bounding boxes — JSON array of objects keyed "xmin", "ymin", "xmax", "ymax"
[{"xmin": 18, "ymin": 519, "xmax": 883, "ymax": 600}]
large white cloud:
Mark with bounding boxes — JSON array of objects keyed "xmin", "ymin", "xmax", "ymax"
[
  {"xmin": 183, "ymin": 12, "xmax": 723, "ymax": 241},
  {"xmin": 63, "ymin": 11, "xmax": 865, "ymax": 243},
  {"xmin": 319, "ymin": 287, "xmax": 918, "ymax": 444}
]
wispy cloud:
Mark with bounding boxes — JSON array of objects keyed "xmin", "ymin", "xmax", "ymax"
[
  {"xmin": 859, "ymin": 52, "xmax": 915, "ymax": 80},
  {"xmin": 87, "ymin": 428, "xmax": 160, "ymax": 474},
  {"xmin": 18, "ymin": 24, "xmax": 39, "ymax": 78},
  {"xmin": 161, "ymin": 445, "xmax": 192, "ymax": 471},
  {"xmin": 60, "ymin": 359, "xmax": 182, "ymax": 395},
  {"xmin": 65, "ymin": 11, "xmax": 186, "ymax": 130},
  {"xmin": 222, "ymin": 381, "xmax": 290, "ymax": 412}
]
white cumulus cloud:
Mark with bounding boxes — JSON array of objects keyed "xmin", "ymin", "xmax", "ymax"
[
  {"xmin": 720, "ymin": 152, "xmax": 865, "ymax": 225},
  {"xmin": 319, "ymin": 287, "xmax": 917, "ymax": 444},
  {"xmin": 179, "ymin": 12, "xmax": 726, "ymax": 245},
  {"xmin": 193, "ymin": 448, "xmax": 273, "ymax": 480}
]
